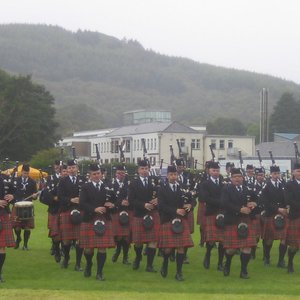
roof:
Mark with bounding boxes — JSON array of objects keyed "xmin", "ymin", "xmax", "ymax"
[
  {"xmin": 256, "ymin": 141, "xmax": 297, "ymax": 157},
  {"xmin": 274, "ymin": 133, "xmax": 300, "ymax": 141},
  {"xmin": 105, "ymin": 121, "xmax": 198, "ymax": 137}
]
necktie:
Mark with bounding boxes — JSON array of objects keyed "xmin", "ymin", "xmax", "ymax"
[
  {"xmin": 144, "ymin": 178, "xmax": 148, "ymax": 187},
  {"xmin": 275, "ymin": 182, "xmax": 278, "ymax": 188},
  {"xmin": 72, "ymin": 176, "xmax": 76, "ymax": 184},
  {"xmin": 173, "ymin": 184, "xmax": 176, "ymax": 192},
  {"xmin": 96, "ymin": 183, "xmax": 100, "ymax": 190},
  {"xmin": 215, "ymin": 179, "xmax": 219, "ymax": 185},
  {"xmin": 237, "ymin": 186, "xmax": 242, "ymax": 193}
]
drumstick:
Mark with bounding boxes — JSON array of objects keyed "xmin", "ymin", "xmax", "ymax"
[{"xmin": 22, "ymin": 191, "xmax": 41, "ymax": 201}]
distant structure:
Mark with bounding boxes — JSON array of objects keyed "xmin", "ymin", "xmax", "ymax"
[
  {"xmin": 259, "ymin": 88, "xmax": 269, "ymax": 143},
  {"xmin": 123, "ymin": 109, "xmax": 171, "ymax": 125}
]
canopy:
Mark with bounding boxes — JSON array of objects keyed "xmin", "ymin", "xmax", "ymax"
[{"xmin": 2, "ymin": 165, "xmax": 48, "ymax": 181}]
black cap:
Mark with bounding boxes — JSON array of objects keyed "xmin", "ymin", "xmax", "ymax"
[
  {"xmin": 176, "ymin": 159, "xmax": 185, "ymax": 167},
  {"xmin": 226, "ymin": 162, "xmax": 234, "ymax": 169},
  {"xmin": 231, "ymin": 168, "xmax": 243, "ymax": 176},
  {"xmin": 255, "ymin": 167, "xmax": 265, "ymax": 174},
  {"xmin": 115, "ymin": 165, "xmax": 125, "ymax": 171},
  {"xmin": 22, "ymin": 164, "xmax": 30, "ymax": 172},
  {"xmin": 207, "ymin": 161, "xmax": 220, "ymax": 169},
  {"xmin": 293, "ymin": 163, "xmax": 300, "ymax": 170},
  {"xmin": 67, "ymin": 159, "xmax": 77, "ymax": 166},
  {"xmin": 138, "ymin": 160, "xmax": 148, "ymax": 167},
  {"xmin": 89, "ymin": 163, "xmax": 100, "ymax": 172},
  {"xmin": 270, "ymin": 165, "xmax": 280, "ymax": 173},
  {"xmin": 167, "ymin": 165, "xmax": 177, "ymax": 173},
  {"xmin": 246, "ymin": 164, "xmax": 254, "ymax": 170},
  {"xmin": 54, "ymin": 160, "xmax": 60, "ymax": 166}
]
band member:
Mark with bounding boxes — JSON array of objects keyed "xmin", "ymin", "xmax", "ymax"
[
  {"xmin": 245, "ymin": 165, "xmax": 256, "ymax": 191},
  {"xmin": 57, "ymin": 159, "xmax": 86, "ymax": 270},
  {"xmin": 260, "ymin": 165, "xmax": 288, "ymax": 267},
  {"xmin": 11, "ymin": 164, "xmax": 38, "ymax": 250},
  {"xmin": 79, "ymin": 164, "xmax": 115, "ymax": 281},
  {"xmin": 284, "ymin": 163, "xmax": 300, "ymax": 273},
  {"xmin": 0, "ymin": 173, "xmax": 15, "ymax": 282},
  {"xmin": 111, "ymin": 165, "xmax": 132, "ymax": 265},
  {"xmin": 128, "ymin": 159, "xmax": 159, "ymax": 272},
  {"xmin": 40, "ymin": 163, "xmax": 68, "ymax": 263},
  {"xmin": 158, "ymin": 165, "xmax": 194, "ymax": 281},
  {"xmin": 221, "ymin": 168, "xmax": 258, "ymax": 279},
  {"xmin": 201, "ymin": 161, "xmax": 225, "ymax": 271}
]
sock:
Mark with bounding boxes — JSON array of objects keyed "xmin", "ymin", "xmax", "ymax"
[
  {"xmin": 176, "ymin": 253, "xmax": 184, "ymax": 274},
  {"xmin": 63, "ymin": 243, "xmax": 71, "ymax": 261},
  {"xmin": 240, "ymin": 253, "xmax": 251, "ymax": 274},
  {"xmin": 288, "ymin": 249, "xmax": 297, "ymax": 267},
  {"xmin": 264, "ymin": 243, "xmax": 272, "ymax": 260},
  {"xmin": 115, "ymin": 240, "xmax": 122, "ymax": 254},
  {"xmin": 0, "ymin": 253, "xmax": 6, "ymax": 274},
  {"xmin": 14, "ymin": 229, "xmax": 21, "ymax": 242},
  {"xmin": 278, "ymin": 243, "xmax": 287, "ymax": 262},
  {"xmin": 53, "ymin": 240, "xmax": 60, "ymax": 255},
  {"xmin": 184, "ymin": 247, "xmax": 188, "ymax": 259},
  {"xmin": 225, "ymin": 252, "xmax": 234, "ymax": 269},
  {"xmin": 23, "ymin": 230, "xmax": 31, "ymax": 247},
  {"xmin": 97, "ymin": 252, "xmax": 106, "ymax": 274},
  {"xmin": 75, "ymin": 245, "xmax": 83, "ymax": 266},
  {"xmin": 218, "ymin": 243, "xmax": 225, "ymax": 265},
  {"xmin": 122, "ymin": 240, "xmax": 130, "ymax": 259},
  {"xmin": 147, "ymin": 247, "xmax": 156, "ymax": 268},
  {"xmin": 84, "ymin": 252, "xmax": 94, "ymax": 268},
  {"xmin": 134, "ymin": 245, "xmax": 142, "ymax": 261},
  {"xmin": 163, "ymin": 252, "xmax": 170, "ymax": 269}
]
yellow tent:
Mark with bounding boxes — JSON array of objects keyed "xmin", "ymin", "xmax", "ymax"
[{"xmin": 2, "ymin": 165, "xmax": 48, "ymax": 181}]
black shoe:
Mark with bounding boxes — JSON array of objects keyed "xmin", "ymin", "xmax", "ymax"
[
  {"xmin": 217, "ymin": 263, "xmax": 224, "ymax": 271},
  {"xmin": 203, "ymin": 255, "xmax": 210, "ymax": 269},
  {"xmin": 122, "ymin": 258, "xmax": 131, "ymax": 265},
  {"xmin": 287, "ymin": 264, "xmax": 294, "ymax": 273},
  {"xmin": 74, "ymin": 264, "xmax": 83, "ymax": 271},
  {"xmin": 22, "ymin": 246, "xmax": 29, "ymax": 251},
  {"xmin": 61, "ymin": 259, "xmax": 69, "ymax": 269},
  {"xmin": 223, "ymin": 265, "xmax": 230, "ymax": 277},
  {"xmin": 84, "ymin": 266, "xmax": 92, "ymax": 277},
  {"xmin": 96, "ymin": 273, "xmax": 105, "ymax": 281},
  {"xmin": 132, "ymin": 259, "xmax": 140, "ymax": 270},
  {"xmin": 54, "ymin": 253, "xmax": 61, "ymax": 263},
  {"xmin": 0, "ymin": 274, "xmax": 5, "ymax": 283},
  {"xmin": 160, "ymin": 264, "xmax": 168, "ymax": 278},
  {"xmin": 169, "ymin": 254, "xmax": 175, "ymax": 262},
  {"xmin": 175, "ymin": 273, "xmax": 184, "ymax": 281},
  {"xmin": 14, "ymin": 238, "xmax": 21, "ymax": 249},
  {"xmin": 112, "ymin": 251, "xmax": 120, "ymax": 263},
  {"xmin": 264, "ymin": 258, "xmax": 270, "ymax": 266},
  {"xmin": 183, "ymin": 257, "xmax": 190, "ymax": 264},
  {"xmin": 146, "ymin": 266, "xmax": 157, "ymax": 273},
  {"xmin": 277, "ymin": 260, "xmax": 286, "ymax": 268},
  {"xmin": 240, "ymin": 271, "xmax": 250, "ymax": 279},
  {"xmin": 50, "ymin": 246, "xmax": 55, "ymax": 256}
]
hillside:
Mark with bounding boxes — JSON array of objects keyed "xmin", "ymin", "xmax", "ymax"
[{"xmin": 1, "ymin": 24, "xmax": 300, "ymax": 135}]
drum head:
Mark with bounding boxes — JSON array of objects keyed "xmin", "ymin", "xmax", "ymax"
[{"xmin": 15, "ymin": 201, "xmax": 33, "ymax": 207}]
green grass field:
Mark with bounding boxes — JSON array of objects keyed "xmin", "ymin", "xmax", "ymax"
[{"xmin": 1, "ymin": 201, "xmax": 300, "ymax": 299}]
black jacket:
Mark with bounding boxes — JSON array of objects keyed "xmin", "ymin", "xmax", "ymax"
[
  {"xmin": 221, "ymin": 184, "xmax": 257, "ymax": 225},
  {"xmin": 110, "ymin": 179, "xmax": 132, "ymax": 212},
  {"xmin": 0, "ymin": 175, "xmax": 15, "ymax": 215},
  {"xmin": 260, "ymin": 180, "xmax": 286, "ymax": 217},
  {"xmin": 79, "ymin": 181, "xmax": 112, "ymax": 222},
  {"xmin": 285, "ymin": 180, "xmax": 300, "ymax": 220},
  {"xmin": 13, "ymin": 176, "xmax": 37, "ymax": 203}
]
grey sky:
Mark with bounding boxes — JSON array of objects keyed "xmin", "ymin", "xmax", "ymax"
[{"xmin": 1, "ymin": 0, "xmax": 300, "ymax": 83}]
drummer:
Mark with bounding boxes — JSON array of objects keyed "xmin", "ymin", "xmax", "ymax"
[{"xmin": 11, "ymin": 164, "xmax": 39, "ymax": 250}]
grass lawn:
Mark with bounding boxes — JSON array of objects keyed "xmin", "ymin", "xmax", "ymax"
[{"xmin": 1, "ymin": 201, "xmax": 300, "ymax": 299}]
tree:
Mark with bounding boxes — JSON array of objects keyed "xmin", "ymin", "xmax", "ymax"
[
  {"xmin": 269, "ymin": 92, "xmax": 300, "ymax": 140},
  {"xmin": 246, "ymin": 123, "xmax": 260, "ymax": 144},
  {"xmin": 0, "ymin": 70, "xmax": 58, "ymax": 160},
  {"xmin": 206, "ymin": 117, "xmax": 246, "ymax": 135}
]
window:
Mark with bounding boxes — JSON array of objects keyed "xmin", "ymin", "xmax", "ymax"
[
  {"xmin": 179, "ymin": 138, "xmax": 185, "ymax": 147},
  {"xmin": 105, "ymin": 159, "xmax": 109, "ymax": 164},
  {"xmin": 137, "ymin": 140, "xmax": 140, "ymax": 151},
  {"xmin": 101, "ymin": 142, "xmax": 103, "ymax": 153},
  {"xmin": 191, "ymin": 139, "xmax": 201, "ymax": 149},
  {"xmin": 154, "ymin": 138, "xmax": 157, "ymax": 150},
  {"xmin": 151, "ymin": 139, "xmax": 153, "ymax": 150},
  {"xmin": 126, "ymin": 157, "xmax": 130, "ymax": 163},
  {"xmin": 211, "ymin": 139, "xmax": 216, "ymax": 149},
  {"xmin": 147, "ymin": 139, "xmax": 150, "ymax": 150},
  {"xmin": 134, "ymin": 140, "xmax": 136, "ymax": 151},
  {"xmin": 219, "ymin": 140, "xmax": 225, "ymax": 150},
  {"xmin": 125, "ymin": 140, "xmax": 130, "ymax": 152},
  {"xmin": 228, "ymin": 140, "xmax": 233, "ymax": 149}
]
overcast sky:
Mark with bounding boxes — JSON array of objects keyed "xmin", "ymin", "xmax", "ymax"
[{"xmin": 1, "ymin": 0, "xmax": 300, "ymax": 84}]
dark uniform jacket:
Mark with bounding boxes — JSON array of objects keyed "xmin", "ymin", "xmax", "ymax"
[
  {"xmin": 57, "ymin": 175, "xmax": 85, "ymax": 212},
  {"xmin": 0, "ymin": 175, "xmax": 15, "ymax": 215},
  {"xmin": 260, "ymin": 180, "xmax": 286, "ymax": 217},
  {"xmin": 221, "ymin": 184, "xmax": 257, "ymax": 225},
  {"xmin": 285, "ymin": 179, "xmax": 300, "ymax": 220},
  {"xmin": 110, "ymin": 179, "xmax": 132, "ymax": 212},
  {"xmin": 201, "ymin": 177, "xmax": 224, "ymax": 216},
  {"xmin": 79, "ymin": 181, "xmax": 112, "ymax": 222},
  {"xmin": 128, "ymin": 176, "xmax": 157, "ymax": 218},
  {"xmin": 13, "ymin": 176, "xmax": 37, "ymax": 203}
]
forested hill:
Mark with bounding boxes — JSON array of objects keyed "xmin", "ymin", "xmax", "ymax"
[{"xmin": 1, "ymin": 24, "xmax": 300, "ymax": 135}]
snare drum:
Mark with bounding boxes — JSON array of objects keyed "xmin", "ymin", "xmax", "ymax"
[{"xmin": 15, "ymin": 201, "xmax": 34, "ymax": 220}]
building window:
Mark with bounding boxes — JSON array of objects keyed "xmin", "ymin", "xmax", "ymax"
[
  {"xmin": 191, "ymin": 139, "xmax": 201, "ymax": 149},
  {"xmin": 137, "ymin": 140, "xmax": 140, "ymax": 151},
  {"xmin": 150, "ymin": 156, "xmax": 156, "ymax": 166},
  {"xmin": 211, "ymin": 139, "xmax": 216, "ymax": 149},
  {"xmin": 154, "ymin": 138, "xmax": 157, "ymax": 150},
  {"xmin": 147, "ymin": 139, "xmax": 150, "ymax": 150},
  {"xmin": 126, "ymin": 157, "xmax": 130, "ymax": 163},
  {"xmin": 134, "ymin": 140, "xmax": 136, "ymax": 151},
  {"xmin": 105, "ymin": 159, "xmax": 109, "ymax": 164},
  {"xmin": 179, "ymin": 138, "xmax": 185, "ymax": 147},
  {"xmin": 125, "ymin": 140, "xmax": 130, "ymax": 152},
  {"xmin": 132, "ymin": 158, "xmax": 135, "ymax": 164},
  {"xmin": 150, "ymin": 139, "xmax": 153, "ymax": 150},
  {"xmin": 219, "ymin": 140, "xmax": 225, "ymax": 150},
  {"xmin": 228, "ymin": 140, "xmax": 233, "ymax": 149}
]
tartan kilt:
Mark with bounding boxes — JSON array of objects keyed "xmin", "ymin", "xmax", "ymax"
[
  {"xmin": 79, "ymin": 217, "xmax": 115, "ymax": 249},
  {"xmin": 252, "ymin": 214, "xmax": 261, "ymax": 238},
  {"xmin": 286, "ymin": 218, "xmax": 300, "ymax": 248},
  {"xmin": 59, "ymin": 210, "xmax": 81, "ymax": 241},
  {"xmin": 48, "ymin": 212, "xmax": 60, "ymax": 238},
  {"xmin": 197, "ymin": 202, "xmax": 206, "ymax": 226},
  {"xmin": 187, "ymin": 210, "xmax": 195, "ymax": 234},
  {"xmin": 261, "ymin": 216, "xmax": 288, "ymax": 241},
  {"xmin": 223, "ymin": 216, "xmax": 257, "ymax": 249},
  {"xmin": 111, "ymin": 211, "xmax": 131, "ymax": 238},
  {"xmin": 0, "ymin": 214, "xmax": 16, "ymax": 248},
  {"xmin": 204, "ymin": 214, "xmax": 224, "ymax": 243},
  {"xmin": 11, "ymin": 206, "xmax": 35, "ymax": 229},
  {"xmin": 132, "ymin": 210, "xmax": 160, "ymax": 244},
  {"xmin": 158, "ymin": 219, "xmax": 194, "ymax": 249}
]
